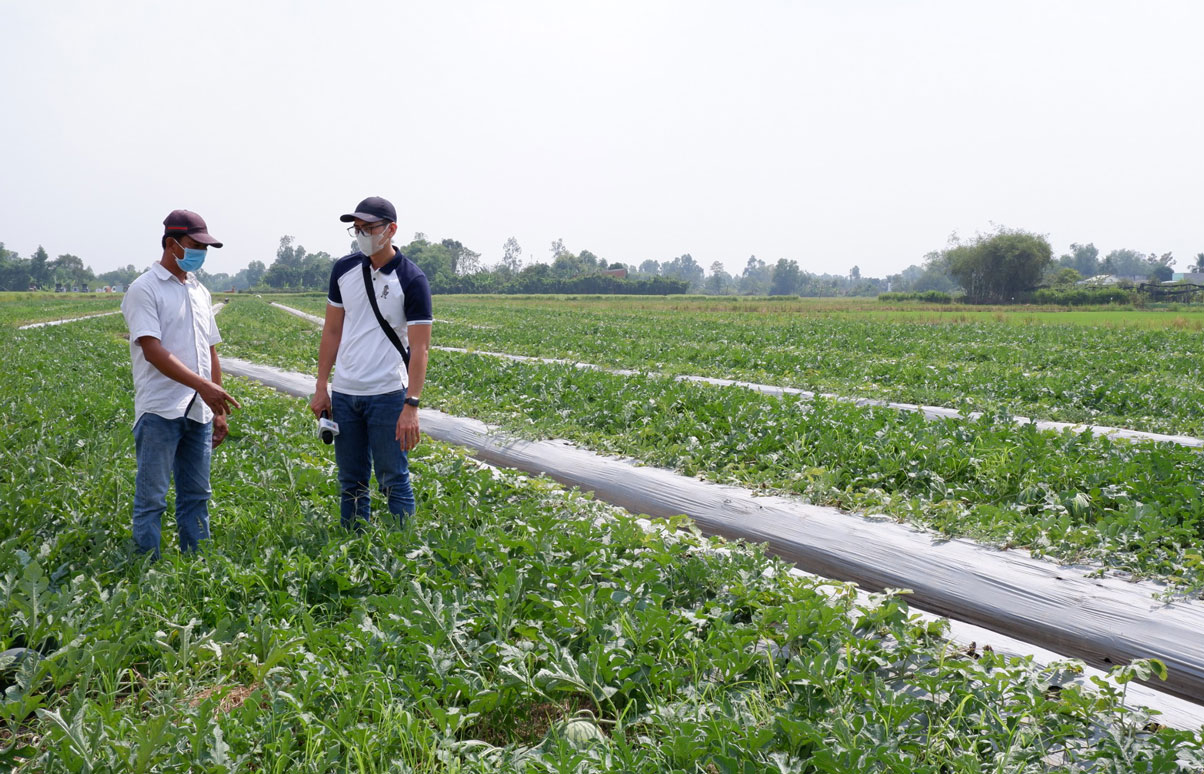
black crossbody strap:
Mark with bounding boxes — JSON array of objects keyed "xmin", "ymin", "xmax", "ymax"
[{"xmin": 361, "ymin": 258, "xmax": 410, "ymax": 368}]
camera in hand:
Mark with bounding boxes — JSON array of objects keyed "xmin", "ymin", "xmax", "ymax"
[{"xmin": 318, "ymin": 410, "xmax": 339, "ymax": 444}]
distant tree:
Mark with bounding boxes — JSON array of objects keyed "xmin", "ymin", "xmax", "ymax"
[
  {"xmin": 887, "ymin": 252, "xmax": 957, "ymax": 294},
  {"xmin": 944, "ymin": 227, "xmax": 1051, "ymax": 303},
  {"xmin": 849, "ymin": 265, "xmax": 860, "ymax": 281},
  {"xmin": 1057, "ymin": 243, "xmax": 1100, "ymax": 278},
  {"xmin": 242, "ymin": 260, "xmax": 267, "ymax": 288},
  {"xmin": 769, "ymin": 258, "xmax": 802, "ymax": 296},
  {"xmin": 0, "ymin": 243, "xmax": 31, "ymax": 290},
  {"xmin": 739, "ymin": 255, "xmax": 770, "ymax": 295},
  {"xmin": 661, "ymin": 253, "xmax": 704, "ymax": 292},
  {"xmin": 706, "ymin": 261, "xmax": 733, "ymax": 295},
  {"xmin": 578, "ymin": 250, "xmax": 603, "ymax": 271},
  {"xmin": 403, "ymin": 239, "xmax": 457, "ymax": 287},
  {"xmin": 1146, "ymin": 251, "xmax": 1174, "ymax": 282},
  {"xmin": 30, "ymin": 245, "xmax": 51, "ymax": 288},
  {"xmin": 550, "ymin": 238, "xmax": 568, "ymax": 261},
  {"xmin": 300, "ymin": 251, "xmax": 335, "ymax": 288},
  {"xmin": 441, "ymin": 239, "xmax": 481, "ymax": 275},
  {"xmin": 637, "ymin": 259, "xmax": 661, "ymax": 276},
  {"xmin": 1101, "ymin": 248, "xmax": 1147, "ymax": 277},
  {"xmin": 53, "ymin": 253, "xmax": 93, "ymax": 287},
  {"xmin": 1049, "ymin": 267, "xmax": 1082, "ymax": 286},
  {"xmin": 550, "ymin": 250, "xmax": 585, "ymax": 278},
  {"xmin": 1192, "ymin": 253, "xmax": 1204, "ymax": 273},
  {"xmin": 97, "ymin": 264, "xmax": 141, "ymax": 289},
  {"xmin": 263, "ymin": 236, "xmax": 304, "ymax": 288},
  {"xmin": 500, "ymin": 237, "xmax": 523, "ymax": 272}
]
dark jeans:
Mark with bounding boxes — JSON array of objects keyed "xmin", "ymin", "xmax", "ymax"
[
  {"xmin": 132, "ymin": 413, "xmax": 212, "ymax": 558},
  {"xmin": 332, "ymin": 390, "xmax": 415, "ymax": 530}
]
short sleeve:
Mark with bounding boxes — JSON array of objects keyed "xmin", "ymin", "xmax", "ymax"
[
  {"xmin": 328, "ymin": 263, "xmax": 344, "ymax": 307},
  {"xmin": 403, "ymin": 273, "xmax": 432, "ymax": 325},
  {"xmin": 121, "ymin": 280, "xmax": 161, "ymax": 343},
  {"xmin": 209, "ymin": 309, "xmax": 222, "ymax": 345}
]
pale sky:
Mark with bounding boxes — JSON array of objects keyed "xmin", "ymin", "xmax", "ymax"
[{"xmin": 2, "ymin": 0, "xmax": 1201, "ymax": 280}]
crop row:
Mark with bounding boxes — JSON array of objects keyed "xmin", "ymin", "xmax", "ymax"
[
  {"xmin": 214, "ymin": 298, "xmax": 1204, "ymax": 595},
  {"xmin": 3, "ymin": 305, "xmax": 1203, "ymax": 769},
  {"xmin": 0, "ymin": 294, "xmax": 123, "ymax": 328},
  {"xmin": 278, "ymin": 294, "xmax": 1204, "ymax": 437}
]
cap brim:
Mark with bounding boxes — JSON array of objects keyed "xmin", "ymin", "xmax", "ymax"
[
  {"xmin": 339, "ymin": 212, "xmax": 387, "ymax": 223},
  {"xmin": 190, "ymin": 232, "xmax": 223, "ymax": 248}
]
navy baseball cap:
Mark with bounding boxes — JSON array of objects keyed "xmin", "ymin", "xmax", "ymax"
[
  {"xmin": 340, "ymin": 196, "xmax": 396, "ymax": 223},
  {"xmin": 163, "ymin": 210, "xmax": 223, "ymax": 248}
]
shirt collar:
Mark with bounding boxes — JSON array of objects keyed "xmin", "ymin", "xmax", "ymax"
[
  {"xmin": 363, "ymin": 246, "xmax": 404, "ymax": 275},
  {"xmin": 151, "ymin": 262, "xmax": 192, "ymax": 285}
]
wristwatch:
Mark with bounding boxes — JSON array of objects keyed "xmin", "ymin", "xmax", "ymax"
[{"xmin": 404, "ymin": 396, "xmax": 421, "ymax": 408}]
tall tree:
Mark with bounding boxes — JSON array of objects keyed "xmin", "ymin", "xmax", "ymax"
[
  {"xmin": 30, "ymin": 245, "xmax": 51, "ymax": 288},
  {"xmin": 441, "ymin": 239, "xmax": 481, "ymax": 275},
  {"xmin": 944, "ymin": 227, "xmax": 1051, "ymax": 302},
  {"xmin": 662, "ymin": 253, "xmax": 704, "ymax": 292},
  {"xmin": 769, "ymin": 258, "xmax": 802, "ymax": 296},
  {"xmin": 1101, "ymin": 248, "xmax": 1147, "ymax": 277},
  {"xmin": 1058, "ymin": 243, "xmax": 1100, "ymax": 278},
  {"xmin": 707, "ymin": 261, "xmax": 733, "ymax": 295},
  {"xmin": 501, "ymin": 236, "xmax": 523, "ymax": 272},
  {"xmin": 739, "ymin": 255, "xmax": 770, "ymax": 295}
]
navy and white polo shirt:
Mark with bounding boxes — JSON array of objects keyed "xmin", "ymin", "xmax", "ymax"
[{"xmin": 328, "ymin": 247, "xmax": 432, "ymax": 395}]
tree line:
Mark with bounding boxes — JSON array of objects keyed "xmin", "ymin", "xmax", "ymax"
[
  {"xmin": 4, "ymin": 229, "xmax": 1201, "ymax": 302},
  {"xmin": 888, "ymin": 230, "xmax": 1204, "ymax": 303}
]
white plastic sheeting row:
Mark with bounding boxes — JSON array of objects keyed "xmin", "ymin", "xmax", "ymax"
[
  {"xmin": 269, "ymin": 302, "xmax": 1204, "ymax": 448},
  {"xmin": 220, "ymin": 353, "xmax": 1204, "ymax": 723},
  {"xmin": 16, "ymin": 310, "xmax": 122, "ymax": 330}
]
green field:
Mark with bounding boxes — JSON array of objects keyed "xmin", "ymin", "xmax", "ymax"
[
  {"xmin": 3, "ymin": 293, "xmax": 1202, "ymax": 772},
  {"xmin": 209, "ymin": 295, "xmax": 1204, "ymax": 594},
  {"xmin": 277, "ymin": 294, "xmax": 1204, "ymax": 438}
]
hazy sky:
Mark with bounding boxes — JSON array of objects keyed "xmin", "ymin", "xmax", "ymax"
[{"xmin": 2, "ymin": 0, "xmax": 1201, "ymax": 280}]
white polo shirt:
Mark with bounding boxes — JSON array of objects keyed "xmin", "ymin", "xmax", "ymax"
[
  {"xmin": 327, "ymin": 248, "xmax": 432, "ymax": 396},
  {"xmin": 121, "ymin": 262, "xmax": 222, "ymax": 425}
]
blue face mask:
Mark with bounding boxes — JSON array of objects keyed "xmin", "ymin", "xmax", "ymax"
[{"xmin": 175, "ymin": 242, "xmax": 207, "ymax": 272}]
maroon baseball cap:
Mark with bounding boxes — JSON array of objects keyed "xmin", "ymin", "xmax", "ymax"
[
  {"xmin": 340, "ymin": 196, "xmax": 396, "ymax": 223},
  {"xmin": 163, "ymin": 210, "xmax": 223, "ymax": 248}
]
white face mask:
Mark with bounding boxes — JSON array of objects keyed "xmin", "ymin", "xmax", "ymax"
[{"xmin": 356, "ymin": 225, "xmax": 389, "ymax": 256}]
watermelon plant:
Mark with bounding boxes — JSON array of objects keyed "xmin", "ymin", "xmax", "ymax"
[
  {"xmin": 2, "ymin": 302, "xmax": 1202, "ymax": 770},
  {"xmin": 215, "ymin": 297, "xmax": 1204, "ymax": 594},
  {"xmin": 281, "ymin": 294, "xmax": 1203, "ymax": 437}
]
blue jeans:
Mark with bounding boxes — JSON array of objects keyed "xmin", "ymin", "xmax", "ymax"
[
  {"xmin": 332, "ymin": 390, "xmax": 415, "ymax": 530},
  {"xmin": 132, "ymin": 413, "xmax": 213, "ymax": 558}
]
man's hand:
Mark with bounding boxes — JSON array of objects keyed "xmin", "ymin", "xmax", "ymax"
[
  {"xmin": 197, "ymin": 379, "xmax": 240, "ymax": 416},
  {"xmin": 396, "ymin": 404, "xmax": 420, "ymax": 452},
  {"xmin": 310, "ymin": 388, "xmax": 332, "ymax": 420},
  {"xmin": 212, "ymin": 413, "xmax": 229, "ymax": 448}
]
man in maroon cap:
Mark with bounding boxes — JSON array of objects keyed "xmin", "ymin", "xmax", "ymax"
[{"xmin": 120, "ymin": 210, "xmax": 240, "ymax": 559}]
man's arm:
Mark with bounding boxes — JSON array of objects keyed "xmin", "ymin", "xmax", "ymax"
[
  {"xmin": 138, "ymin": 336, "xmax": 240, "ymax": 416},
  {"xmin": 396, "ymin": 323, "xmax": 431, "ymax": 452},
  {"xmin": 209, "ymin": 345, "xmax": 230, "ymax": 447},
  {"xmin": 310, "ymin": 304, "xmax": 345, "ymax": 418}
]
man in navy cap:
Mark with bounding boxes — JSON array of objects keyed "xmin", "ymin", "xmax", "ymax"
[
  {"xmin": 121, "ymin": 210, "xmax": 240, "ymax": 558},
  {"xmin": 309, "ymin": 196, "xmax": 432, "ymax": 531}
]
